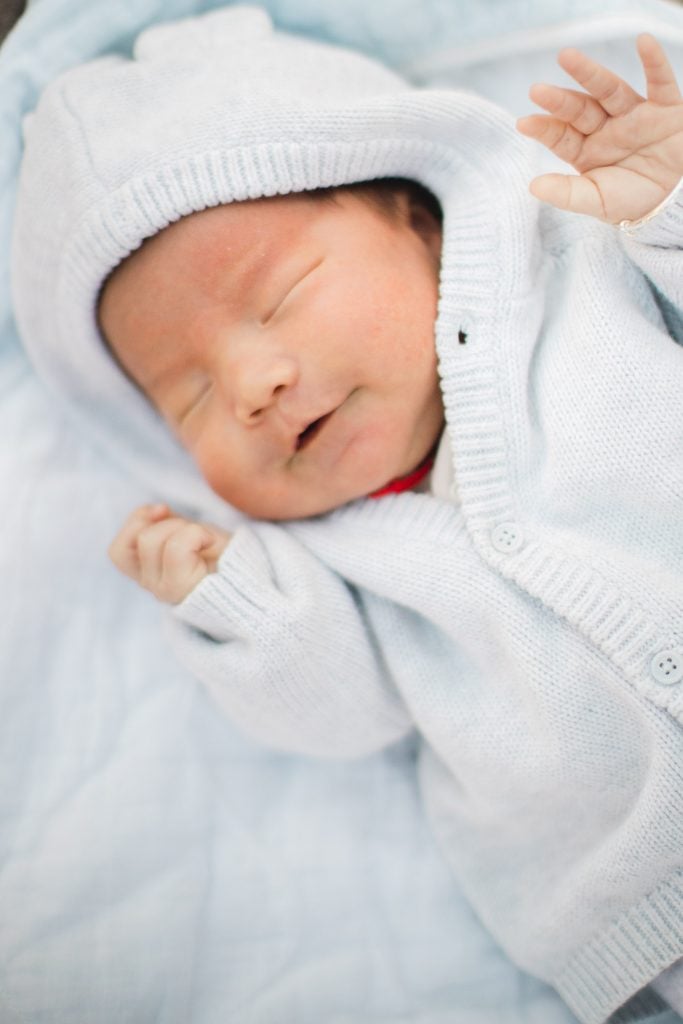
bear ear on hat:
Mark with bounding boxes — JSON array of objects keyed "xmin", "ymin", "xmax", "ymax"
[{"xmin": 133, "ymin": 5, "xmax": 273, "ymax": 62}]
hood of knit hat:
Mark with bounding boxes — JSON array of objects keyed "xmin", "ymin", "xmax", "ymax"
[{"xmin": 11, "ymin": 4, "xmax": 537, "ymax": 518}]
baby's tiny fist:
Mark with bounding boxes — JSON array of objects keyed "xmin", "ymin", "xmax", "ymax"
[
  {"xmin": 145, "ymin": 518, "xmax": 232, "ymax": 604},
  {"xmin": 109, "ymin": 505, "xmax": 231, "ymax": 604}
]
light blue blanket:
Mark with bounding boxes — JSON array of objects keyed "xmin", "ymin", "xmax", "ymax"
[{"xmin": 2, "ymin": 2, "xmax": 682, "ymax": 1022}]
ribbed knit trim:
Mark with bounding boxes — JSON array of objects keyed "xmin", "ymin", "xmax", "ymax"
[
  {"xmin": 437, "ymin": 319, "xmax": 675, "ymax": 715},
  {"xmin": 429, "ymin": 144, "xmax": 681, "ymax": 722},
  {"xmin": 554, "ymin": 872, "xmax": 683, "ymax": 1023},
  {"xmin": 317, "ymin": 489, "xmax": 467, "ymax": 547},
  {"xmin": 311, "ymin": 470, "xmax": 670, "ymax": 711},
  {"xmin": 60, "ymin": 136, "xmax": 456, "ymax": 298}
]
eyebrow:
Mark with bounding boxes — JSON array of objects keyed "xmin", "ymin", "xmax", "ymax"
[{"xmin": 233, "ymin": 242, "xmax": 276, "ymax": 296}]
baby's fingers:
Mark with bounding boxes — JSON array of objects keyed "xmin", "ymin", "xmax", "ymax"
[
  {"xmin": 527, "ymin": 172, "xmax": 606, "ymax": 220},
  {"xmin": 527, "ymin": 83, "xmax": 608, "ymax": 135},
  {"xmin": 557, "ymin": 47, "xmax": 642, "ymax": 116},
  {"xmin": 138, "ymin": 519, "xmax": 213, "ymax": 603},
  {"xmin": 159, "ymin": 522, "xmax": 217, "ymax": 599},
  {"xmin": 108, "ymin": 503, "xmax": 170, "ymax": 579},
  {"xmin": 638, "ymin": 33, "xmax": 682, "ymax": 106},
  {"xmin": 516, "ymin": 114, "xmax": 585, "ymax": 166}
]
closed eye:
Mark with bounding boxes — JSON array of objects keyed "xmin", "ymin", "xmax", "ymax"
[
  {"xmin": 176, "ymin": 380, "xmax": 213, "ymax": 428},
  {"xmin": 261, "ymin": 259, "xmax": 324, "ymax": 325}
]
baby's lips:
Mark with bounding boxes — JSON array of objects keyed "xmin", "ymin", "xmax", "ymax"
[{"xmin": 295, "ymin": 412, "xmax": 333, "ymax": 451}]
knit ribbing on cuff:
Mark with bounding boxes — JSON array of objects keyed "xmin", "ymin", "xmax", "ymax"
[
  {"xmin": 555, "ymin": 871, "xmax": 683, "ymax": 1024},
  {"xmin": 171, "ymin": 526, "xmax": 287, "ymax": 641}
]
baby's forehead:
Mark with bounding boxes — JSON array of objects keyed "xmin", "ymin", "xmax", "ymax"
[
  {"xmin": 115, "ymin": 188, "xmax": 385, "ymax": 306},
  {"xmin": 133, "ymin": 194, "xmax": 328, "ymax": 283},
  {"xmin": 100, "ymin": 195, "xmax": 326, "ymax": 348}
]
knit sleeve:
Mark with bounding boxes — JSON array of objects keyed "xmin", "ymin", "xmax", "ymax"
[
  {"xmin": 166, "ymin": 522, "xmax": 413, "ymax": 757},
  {"xmin": 618, "ymin": 177, "xmax": 683, "ymax": 342}
]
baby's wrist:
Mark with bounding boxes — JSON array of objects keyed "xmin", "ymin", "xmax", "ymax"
[{"xmin": 618, "ymin": 175, "xmax": 683, "ymax": 247}]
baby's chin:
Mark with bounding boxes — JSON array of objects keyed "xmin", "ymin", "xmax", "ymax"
[
  {"xmin": 213, "ymin": 472, "xmax": 386, "ymax": 521},
  {"xmin": 213, "ymin": 443, "xmax": 442, "ymax": 520},
  {"xmin": 225, "ymin": 487, "xmax": 365, "ymax": 522}
]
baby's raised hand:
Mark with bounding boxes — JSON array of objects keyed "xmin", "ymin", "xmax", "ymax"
[
  {"xmin": 517, "ymin": 34, "xmax": 683, "ymax": 223},
  {"xmin": 109, "ymin": 504, "xmax": 232, "ymax": 604}
]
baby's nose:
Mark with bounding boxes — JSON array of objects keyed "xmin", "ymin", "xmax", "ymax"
[{"xmin": 232, "ymin": 352, "xmax": 299, "ymax": 425}]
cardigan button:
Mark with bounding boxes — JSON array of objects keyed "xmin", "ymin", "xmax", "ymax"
[
  {"xmin": 650, "ymin": 650, "xmax": 683, "ymax": 685},
  {"xmin": 491, "ymin": 522, "xmax": 524, "ymax": 554}
]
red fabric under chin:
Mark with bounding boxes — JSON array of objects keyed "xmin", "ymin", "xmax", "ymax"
[{"xmin": 369, "ymin": 454, "xmax": 435, "ymax": 498}]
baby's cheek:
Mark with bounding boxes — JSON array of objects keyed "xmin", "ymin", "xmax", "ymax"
[
  {"xmin": 196, "ymin": 447, "xmax": 239, "ymax": 505},
  {"xmin": 193, "ymin": 439, "xmax": 271, "ymax": 516},
  {"xmin": 185, "ymin": 423, "xmax": 235, "ymax": 499}
]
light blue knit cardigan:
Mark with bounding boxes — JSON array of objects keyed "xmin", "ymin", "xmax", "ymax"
[{"xmin": 172, "ymin": 182, "xmax": 683, "ymax": 1024}]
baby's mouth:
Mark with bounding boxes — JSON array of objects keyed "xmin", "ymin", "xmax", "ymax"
[{"xmin": 295, "ymin": 411, "xmax": 333, "ymax": 451}]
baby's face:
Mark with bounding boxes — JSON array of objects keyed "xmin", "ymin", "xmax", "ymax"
[{"xmin": 99, "ymin": 190, "xmax": 443, "ymax": 519}]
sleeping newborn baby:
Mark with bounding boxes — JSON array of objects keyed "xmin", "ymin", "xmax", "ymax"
[
  {"xmin": 101, "ymin": 179, "xmax": 444, "ymax": 599},
  {"xmin": 11, "ymin": 8, "xmax": 683, "ymax": 1022}
]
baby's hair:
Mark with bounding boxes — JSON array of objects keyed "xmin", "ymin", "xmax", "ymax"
[{"xmin": 311, "ymin": 177, "xmax": 443, "ymax": 226}]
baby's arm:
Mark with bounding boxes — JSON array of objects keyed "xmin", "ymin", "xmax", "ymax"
[
  {"xmin": 110, "ymin": 507, "xmax": 413, "ymax": 758},
  {"xmin": 517, "ymin": 34, "xmax": 683, "ymax": 223},
  {"xmin": 109, "ymin": 504, "xmax": 232, "ymax": 605}
]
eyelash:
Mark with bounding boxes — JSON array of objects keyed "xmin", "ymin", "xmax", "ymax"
[
  {"xmin": 263, "ymin": 259, "xmax": 323, "ymax": 324},
  {"xmin": 178, "ymin": 381, "xmax": 212, "ymax": 427},
  {"xmin": 262, "ymin": 283, "xmax": 296, "ymax": 325}
]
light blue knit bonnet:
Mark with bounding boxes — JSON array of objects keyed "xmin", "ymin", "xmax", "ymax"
[{"xmin": 11, "ymin": 4, "xmax": 531, "ymax": 514}]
